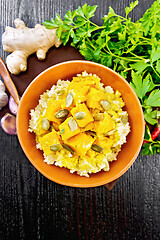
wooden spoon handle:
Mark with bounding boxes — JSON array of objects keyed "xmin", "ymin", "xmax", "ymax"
[{"xmin": 0, "ymin": 57, "xmax": 20, "ymax": 105}]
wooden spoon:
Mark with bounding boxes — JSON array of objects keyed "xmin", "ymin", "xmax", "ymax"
[{"xmin": 0, "ymin": 57, "xmax": 20, "ymax": 105}]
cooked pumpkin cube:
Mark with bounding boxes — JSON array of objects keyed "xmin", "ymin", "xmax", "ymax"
[
  {"xmin": 68, "ymin": 82, "xmax": 90, "ymax": 104},
  {"xmin": 80, "ymin": 122, "xmax": 94, "ymax": 132},
  {"xmin": 94, "ymin": 136, "xmax": 113, "ymax": 151},
  {"xmin": 45, "ymin": 99, "xmax": 66, "ymax": 123},
  {"xmin": 51, "ymin": 122, "xmax": 59, "ymax": 131},
  {"xmin": 39, "ymin": 130, "xmax": 61, "ymax": 156},
  {"xmin": 86, "ymin": 88, "xmax": 107, "ymax": 109},
  {"xmin": 71, "ymin": 103, "xmax": 93, "ymax": 127},
  {"xmin": 86, "ymin": 149, "xmax": 97, "ymax": 158},
  {"xmin": 59, "ymin": 116, "xmax": 80, "ymax": 140},
  {"xmin": 72, "ymin": 74, "xmax": 100, "ymax": 88},
  {"xmin": 94, "ymin": 113, "xmax": 115, "ymax": 134},
  {"xmin": 65, "ymin": 133, "xmax": 95, "ymax": 156},
  {"xmin": 35, "ymin": 115, "xmax": 49, "ymax": 136}
]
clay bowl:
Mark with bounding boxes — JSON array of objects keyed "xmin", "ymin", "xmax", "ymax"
[{"xmin": 17, "ymin": 60, "xmax": 145, "ymax": 187}]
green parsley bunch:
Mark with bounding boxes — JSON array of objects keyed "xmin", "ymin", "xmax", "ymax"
[{"xmin": 43, "ymin": 0, "xmax": 160, "ymax": 155}]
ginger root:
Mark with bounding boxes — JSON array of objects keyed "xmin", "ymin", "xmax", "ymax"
[{"xmin": 2, "ymin": 19, "xmax": 62, "ymax": 75}]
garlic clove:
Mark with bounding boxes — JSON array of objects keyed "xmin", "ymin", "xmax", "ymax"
[
  {"xmin": 1, "ymin": 113, "xmax": 17, "ymax": 135},
  {"xmin": 9, "ymin": 95, "xmax": 18, "ymax": 115},
  {"xmin": 0, "ymin": 92, "xmax": 8, "ymax": 110}
]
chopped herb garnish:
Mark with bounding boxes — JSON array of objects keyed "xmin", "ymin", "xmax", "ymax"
[{"xmin": 60, "ymin": 128, "xmax": 65, "ymax": 135}]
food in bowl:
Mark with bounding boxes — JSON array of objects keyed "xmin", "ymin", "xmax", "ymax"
[{"xmin": 29, "ymin": 72, "xmax": 130, "ymax": 177}]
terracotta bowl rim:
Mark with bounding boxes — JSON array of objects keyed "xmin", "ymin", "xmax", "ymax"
[{"xmin": 17, "ymin": 60, "xmax": 145, "ymax": 187}]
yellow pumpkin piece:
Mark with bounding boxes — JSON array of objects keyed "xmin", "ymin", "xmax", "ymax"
[
  {"xmin": 94, "ymin": 135, "xmax": 113, "ymax": 152},
  {"xmin": 51, "ymin": 122, "xmax": 59, "ymax": 131},
  {"xmin": 93, "ymin": 113, "xmax": 115, "ymax": 134},
  {"xmin": 59, "ymin": 116, "xmax": 80, "ymax": 140},
  {"xmin": 80, "ymin": 122, "xmax": 95, "ymax": 132},
  {"xmin": 72, "ymin": 74, "xmax": 100, "ymax": 88},
  {"xmin": 86, "ymin": 88, "xmax": 107, "ymax": 109},
  {"xmin": 90, "ymin": 108, "xmax": 100, "ymax": 115},
  {"xmin": 65, "ymin": 132, "xmax": 95, "ymax": 156},
  {"xmin": 45, "ymin": 99, "xmax": 66, "ymax": 123},
  {"xmin": 71, "ymin": 103, "xmax": 93, "ymax": 127},
  {"xmin": 107, "ymin": 110, "xmax": 119, "ymax": 119},
  {"xmin": 68, "ymin": 82, "xmax": 90, "ymax": 104},
  {"xmin": 39, "ymin": 130, "xmax": 61, "ymax": 156},
  {"xmin": 35, "ymin": 115, "xmax": 49, "ymax": 136},
  {"xmin": 86, "ymin": 148, "xmax": 97, "ymax": 158}
]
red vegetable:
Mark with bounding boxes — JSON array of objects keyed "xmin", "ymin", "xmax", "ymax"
[{"xmin": 143, "ymin": 120, "xmax": 160, "ymax": 144}]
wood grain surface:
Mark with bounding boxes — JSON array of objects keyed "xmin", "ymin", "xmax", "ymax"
[{"xmin": 0, "ymin": 0, "xmax": 160, "ymax": 240}]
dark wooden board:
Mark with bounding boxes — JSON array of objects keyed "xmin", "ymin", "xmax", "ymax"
[
  {"xmin": 10, "ymin": 46, "xmax": 85, "ymax": 96},
  {"xmin": 0, "ymin": 0, "xmax": 160, "ymax": 240},
  {"xmin": 0, "ymin": 46, "xmax": 85, "ymax": 118}
]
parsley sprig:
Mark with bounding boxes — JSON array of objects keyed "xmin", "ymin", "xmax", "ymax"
[{"xmin": 43, "ymin": 0, "xmax": 160, "ymax": 155}]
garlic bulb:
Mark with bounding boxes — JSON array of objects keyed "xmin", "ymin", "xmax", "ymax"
[{"xmin": 0, "ymin": 80, "xmax": 8, "ymax": 110}]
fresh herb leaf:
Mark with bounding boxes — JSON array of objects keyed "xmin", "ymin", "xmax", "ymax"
[
  {"xmin": 144, "ymin": 125, "xmax": 152, "ymax": 141},
  {"xmin": 103, "ymin": 7, "xmax": 116, "ymax": 22},
  {"xmin": 64, "ymin": 10, "xmax": 73, "ymax": 23},
  {"xmin": 61, "ymin": 31, "xmax": 70, "ymax": 46},
  {"xmin": 130, "ymin": 72, "xmax": 155, "ymax": 100},
  {"xmin": 125, "ymin": 0, "xmax": 139, "ymax": 18},
  {"xmin": 156, "ymin": 60, "xmax": 160, "ymax": 73},
  {"xmin": 142, "ymin": 143, "xmax": 152, "ymax": 155},
  {"xmin": 147, "ymin": 89, "xmax": 160, "ymax": 107},
  {"xmin": 82, "ymin": 4, "xmax": 98, "ymax": 19},
  {"xmin": 54, "ymin": 14, "xmax": 63, "ymax": 25},
  {"xmin": 42, "ymin": 20, "xmax": 58, "ymax": 29},
  {"xmin": 142, "ymin": 142, "xmax": 153, "ymax": 155},
  {"xmin": 144, "ymin": 108, "xmax": 158, "ymax": 125},
  {"xmin": 130, "ymin": 62, "xmax": 150, "ymax": 74},
  {"xmin": 151, "ymin": 49, "xmax": 160, "ymax": 63},
  {"xmin": 60, "ymin": 129, "xmax": 65, "ymax": 135},
  {"xmin": 142, "ymin": 141, "xmax": 160, "ymax": 155},
  {"xmin": 146, "ymin": 74, "xmax": 156, "ymax": 92}
]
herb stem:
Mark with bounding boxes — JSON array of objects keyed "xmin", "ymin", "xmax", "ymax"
[
  {"xmin": 89, "ymin": 22, "xmax": 105, "ymax": 29},
  {"xmin": 124, "ymin": 67, "xmax": 132, "ymax": 72},
  {"xmin": 129, "ymin": 52, "xmax": 146, "ymax": 61},
  {"xmin": 103, "ymin": 45, "xmax": 140, "ymax": 62},
  {"xmin": 114, "ymin": 14, "xmax": 129, "ymax": 22},
  {"xmin": 83, "ymin": 16, "xmax": 105, "ymax": 29},
  {"xmin": 139, "ymin": 37, "xmax": 153, "ymax": 46},
  {"xmin": 86, "ymin": 38, "xmax": 96, "ymax": 49},
  {"xmin": 151, "ymin": 65, "xmax": 160, "ymax": 78}
]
